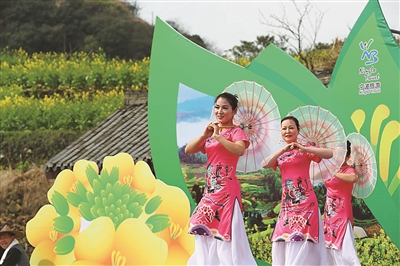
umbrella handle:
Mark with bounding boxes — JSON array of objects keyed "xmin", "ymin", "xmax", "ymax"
[
  {"xmin": 220, "ymin": 124, "xmax": 251, "ymax": 129},
  {"xmin": 219, "ymin": 126, "xmax": 237, "ymax": 128}
]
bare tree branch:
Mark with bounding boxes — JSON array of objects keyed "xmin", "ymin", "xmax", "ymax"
[{"xmin": 258, "ymin": 0, "xmax": 326, "ymax": 71}]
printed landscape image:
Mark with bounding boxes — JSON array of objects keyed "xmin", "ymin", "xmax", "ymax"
[{"xmin": 179, "ymin": 158, "xmax": 396, "ymax": 264}]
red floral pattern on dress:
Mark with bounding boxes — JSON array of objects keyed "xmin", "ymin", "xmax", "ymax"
[
  {"xmin": 289, "ymin": 215, "xmax": 307, "ymax": 232},
  {"xmin": 196, "ymin": 205, "xmax": 214, "ymax": 223}
]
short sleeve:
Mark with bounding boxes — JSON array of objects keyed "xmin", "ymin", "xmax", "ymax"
[
  {"xmin": 271, "ymin": 159, "xmax": 278, "ymax": 171},
  {"xmin": 343, "ymin": 166, "xmax": 356, "ymax": 174},
  {"xmin": 304, "ymin": 145, "xmax": 322, "ymax": 163},
  {"xmin": 199, "ymin": 138, "xmax": 207, "ymax": 154},
  {"xmin": 310, "ymin": 153, "xmax": 322, "ymax": 163},
  {"xmin": 232, "ymin": 127, "xmax": 250, "ymax": 148}
]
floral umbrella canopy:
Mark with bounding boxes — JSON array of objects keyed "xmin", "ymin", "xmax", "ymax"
[
  {"xmin": 347, "ymin": 132, "xmax": 377, "ymax": 198},
  {"xmin": 287, "ymin": 105, "xmax": 347, "ymax": 184},
  {"xmin": 211, "ymin": 80, "xmax": 282, "ymax": 173}
]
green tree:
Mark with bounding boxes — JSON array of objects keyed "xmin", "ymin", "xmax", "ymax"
[
  {"xmin": 226, "ymin": 35, "xmax": 288, "ymax": 60},
  {"xmin": 55, "ymin": 0, "xmax": 88, "ymax": 53},
  {"xmin": 74, "ymin": 0, "xmax": 153, "ymax": 59},
  {"xmin": 0, "ymin": 0, "xmax": 153, "ymax": 60},
  {"xmin": 123, "ymin": 0, "xmax": 141, "ymax": 17},
  {"xmin": 0, "ymin": 0, "xmax": 58, "ymax": 54}
]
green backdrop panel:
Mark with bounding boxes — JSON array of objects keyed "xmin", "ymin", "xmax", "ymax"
[{"xmin": 148, "ymin": 0, "xmax": 399, "ymax": 257}]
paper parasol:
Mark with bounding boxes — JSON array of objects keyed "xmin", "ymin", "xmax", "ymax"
[
  {"xmin": 287, "ymin": 105, "xmax": 347, "ymax": 184},
  {"xmin": 347, "ymin": 132, "xmax": 377, "ymax": 198},
  {"xmin": 211, "ymin": 80, "xmax": 282, "ymax": 173}
]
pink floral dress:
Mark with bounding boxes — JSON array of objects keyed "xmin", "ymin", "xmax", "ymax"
[
  {"xmin": 323, "ymin": 165, "xmax": 356, "ymax": 249},
  {"xmin": 271, "ymin": 149, "xmax": 322, "ymax": 243},
  {"xmin": 188, "ymin": 127, "xmax": 249, "ymax": 241}
]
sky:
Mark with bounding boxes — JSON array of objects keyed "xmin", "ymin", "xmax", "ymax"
[{"xmin": 135, "ymin": 0, "xmax": 399, "ymax": 54}]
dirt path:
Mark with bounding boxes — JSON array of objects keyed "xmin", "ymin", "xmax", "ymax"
[{"xmin": 0, "ymin": 167, "xmax": 53, "ymax": 257}]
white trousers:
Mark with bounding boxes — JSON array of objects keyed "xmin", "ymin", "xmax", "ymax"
[
  {"xmin": 326, "ymin": 221, "xmax": 361, "ymax": 266},
  {"xmin": 187, "ymin": 200, "xmax": 257, "ymax": 266},
  {"xmin": 271, "ymin": 210, "xmax": 327, "ymax": 266}
]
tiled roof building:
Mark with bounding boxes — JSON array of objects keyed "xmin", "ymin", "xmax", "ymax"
[{"xmin": 44, "ymin": 90, "xmax": 152, "ymax": 178}]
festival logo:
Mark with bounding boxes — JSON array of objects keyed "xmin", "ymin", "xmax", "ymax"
[{"xmin": 358, "ymin": 39, "xmax": 381, "ymax": 95}]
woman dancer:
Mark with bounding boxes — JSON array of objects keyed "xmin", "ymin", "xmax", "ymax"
[
  {"xmin": 262, "ymin": 115, "xmax": 332, "ymax": 265},
  {"xmin": 185, "ymin": 92, "xmax": 256, "ymax": 265},
  {"xmin": 324, "ymin": 141, "xmax": 361, "ymax": 265}
]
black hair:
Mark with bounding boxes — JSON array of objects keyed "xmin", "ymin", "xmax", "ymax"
[
  {"xmin": 215, "ymin": 92, "xmax": 239, "ymax": 110},
  {"xmin": 346, "ymin": 140, "xmax": 352, "ymax": 157},
  {"xmin": 0, "ymin": 232, "xmax": 14, "ymax": 237},
  {"xmin": 281, "ymin": 115, "xmax": 300, "ymax": 130}
]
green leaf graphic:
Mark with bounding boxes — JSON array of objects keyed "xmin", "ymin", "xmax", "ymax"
[
  {"xmin": 66, "ymin": 192, "xmax": 82, "ymax": 208},
  {"xmin": 75, "ymin": 182, "xmax": 88, "ymax": 201},
  {"xmin": 145, "ymin": 195, "xmax": 162, "ymax": 214},
  {"xmin": 109, "ymin": 167, "xmax": 119, "ymax": 184},
  {"xmin": 50, "ymin": 191, "xmax": 69, "ymax": 216},
  {"xmin": 85, "ymin": 164, "xmax": 98, "ymax": 187},
  {"xmin": 79, "ymin": 202, "xmax": 94, "ymax": 221},
  {"xmin": 146, "ymin": 214, "xmax": 170, "ymax": 233},
  {"xmin": 53, "ymin": 216, "xmax": 74, "ymax": 234},
  {"xmin": 54, "ymin": 235, "xmax": 75, "ymax": 255}
]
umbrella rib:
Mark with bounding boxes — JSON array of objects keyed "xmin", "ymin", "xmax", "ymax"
[
  {"xmin": 257, "ymin": 130, "xmax": 279, "ymax": 153},
  {"xmin": 321, "ymin": 125, "xmax": 345, "ymax": 141},
  {"xmin": 251, "ymin": 83, "xmax": 262, "ymax": 117},
  {"xmin": 360, "ymin": 151, "xmax": 375, "ymax": 163},
  {"xmin": 313, "ymin": 106, "xmax": 319, "ymax": 139},
  {"xmin": 301, "ymin": 106, "xmax": 311, "ymax": 142},
  {"xmin": 250, "ymin": 139, "xmax": 258, "ymax": 172},
  {"xmin": 244, "ymin": 81, "xmax": 249, "ymax": 116},
  {"xmin": 314, "ymin": 107, "xmax": 330, "ymax": 141},
  {"xmin": 254, "ymin": 89, "xmax": 272, "ymax": 119},
  {"xmin": 253, "ymin": 92, "xmax": 269, "ymax": 119},
  {"xmin": 258, "ymin": 104, "xmax": 280, "ymax": 122}
]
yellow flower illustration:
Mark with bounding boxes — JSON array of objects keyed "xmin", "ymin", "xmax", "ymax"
[
  {"xmin": 26, "ymin": 205, "xmax": 59, "ymax": 247},
  {"xmin": 26, "ymin": 153, "xmax": 194, "ymax": 265}
]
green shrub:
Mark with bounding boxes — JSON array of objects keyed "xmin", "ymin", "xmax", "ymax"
[
  {"xmin": 0, "ymin": 48, "xmax": 149, "ymax": 97},
  {"xmin": 248, "ymin": 225, "xmax": 273, "ymax": 264},
  {"xmin": 246, "ymin": 226, "xmax": 399, "ymax": 266},
  {"xmin": 356, "ymin": 229, "xmax": 400, "ymax": 265},
  {"xmin": 273, "ymin": 203, "xmax": 281, "ymax": 214},
  {"xmin": 0, "ymin": 130, "xmax": 84, "ymax": 169},
  {"xmin": 0, "ymin": 90, "xmax": 123, "ymax": 131}
]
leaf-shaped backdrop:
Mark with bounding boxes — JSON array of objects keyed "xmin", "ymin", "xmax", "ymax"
[
  {"xmin": 148, "ymin": 0, "xmax": 399, "ymax": 258},
  {"xmin": 325, "ymin": 0, "xmax": 399, "ymax": 248}
]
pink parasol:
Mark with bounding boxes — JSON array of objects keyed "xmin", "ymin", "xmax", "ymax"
[
  {"xmin": 347, "ymin": 133, "xmax": 377, "ymax": 198},
  {"xmin": 287, "ymin": 105, "xmax": 347, "ymax": 184},
  {"xmin": 211, "ymin": 80, "xmax": 282, "ymax": 173}
]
